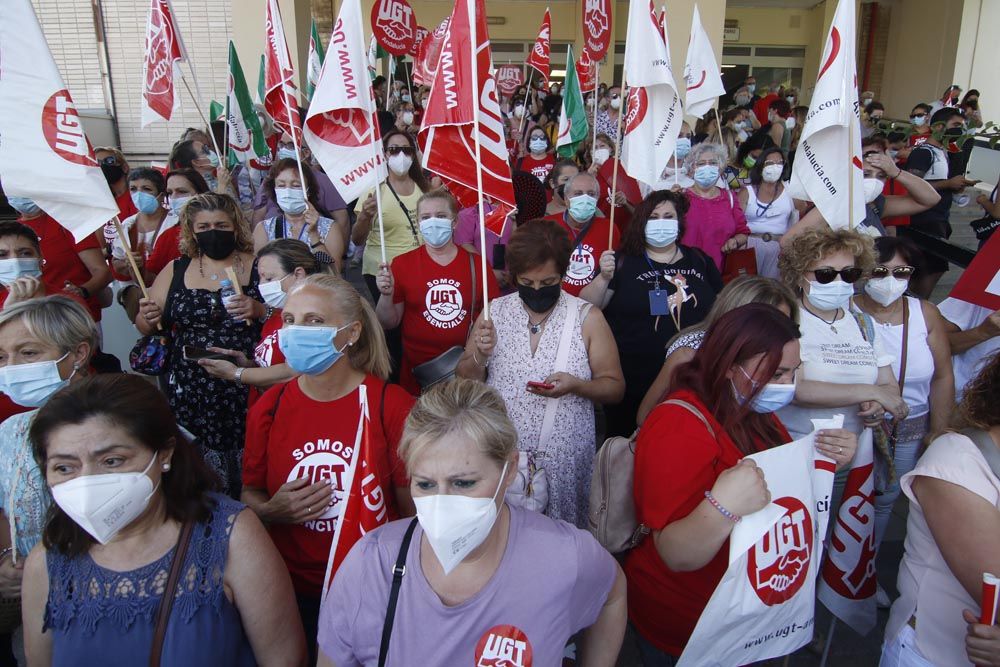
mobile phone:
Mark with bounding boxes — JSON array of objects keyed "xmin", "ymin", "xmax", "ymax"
[
  {"xmin": 527, "ymin": 381, "xmax": 555, "ymax": 391},
  {"xmin": 182, "ymin": 345, "xmax": 231, "ymax": 361}
]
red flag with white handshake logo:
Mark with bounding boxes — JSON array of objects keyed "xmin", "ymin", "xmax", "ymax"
[
  {"xmin": 0, "ymin": 0, "xmax": 119, "ymax": 241},
  {"xmin": 788, "ymin": 0, "xmax": 865, "ymax": 230},
  {"xmin": 141, "ymin": 0, "xmax": 188, "ymax": 127},
  {"xmin": 418, "ymin": 0, "xmax": 515, "ymax": 208},
  {"xmin": 305, "ymin": 0, "xmax": 387, "ymax": 204},
  {"xmin": 682, "ymin": 5, "xmax": 726, "ymax": 119},
  {"xmin": 526, "ymin": 8, "xmax": 551, "ymax": 81},
  {"xmin": 264, "ymin": 0, "xmax": 303, "ymax": 141},
  {"xmin": 412, "ymin": 17, "xmax": 449, "ymax": 88}
]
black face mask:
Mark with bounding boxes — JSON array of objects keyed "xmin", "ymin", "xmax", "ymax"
[
  {"xmin": 943, "ymin": 126, "xmax": 964, "ymax": 137},
  {"xmin": 101, "ymin": 163, "xmax": 125, "ymax": 185},
  {"xmin": 196, "ymin": 230, "xmax": 237, "ymax": 260},
  {"xmin": 517, "ymin": 282, "xmax": 561, "ymax": 314}
]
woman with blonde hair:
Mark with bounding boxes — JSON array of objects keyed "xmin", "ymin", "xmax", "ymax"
[
  {"xmin": 636, "ymin": 276, "xmax": 798, "ymax": 425},
  {"xmin": 137, "ymin": 192, "xmax": 265, "ymax": 497},
  {"xmin": 243, "ymin": 274, "xmax": 414, "ymax": 660},
  {"xmin": 317, "ymin": 378, "xmax": 626, "ymax": 666}
]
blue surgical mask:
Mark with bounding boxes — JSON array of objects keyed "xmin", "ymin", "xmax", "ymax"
[
  {"xmin": 805, "ymin": 279, "xmax": 855, "ymax": 312},
  {"xmin": 131, "ymin": 191, "xmax": 161, "ymax": 215},
  {"xmin": 275, "ymin": 187, "xmax": 307, "ymax": 215},
  {"xmin": 205, "ymin": 150, "xmax": 221, "ymax": 168},
  {"xmin": 733, "ymin": 366, "xmax": 797, "ymax": 413},
  {"xmin": 645, "ymin": 218, "xmax": 679, "ymax": 248},
  {"xmin": 0, "ymin": 258, "xmax": 42, "ymax": 287},
  {"xmin": 529, "ymin": 138, "xmax": 548, "ymax": 153},
  {"xmin": 276, "ymin": 147, "xmax": 297, "ymax": 161},
  {"xmin": 693, "ymin": 165, "xmax": 720, "ymax": 188},
  {"xmin": 419, "ymin": 217, "xmax": 453, "ymax": 248},
  {"xmin": 747, "ymin": 84, "xmax": 756, "ymax": 94},
  {"xmin": 675, "ymin": 137, "xmax": 692, "ymax": 160},
  {"xmin": 0, "ymin": 351, "xmax": 75, "ymax": 408},
  {"xmin": 8, "ymin": 197, "xmax": 41, "ymax": 216},
  {"xmin": 910, "ymin": 115, "xmax": 926, "ymax": 127},
  {"xmin": 168, "ymin": 196, "xmax": 191, "ymax": 216},
  {"xmin": 568, "ymin": 194, "xmax": 598, "ymax": 222},
  {"xmin": 278, "ymin": 324, "xmax": 355, "ymax": 375}
]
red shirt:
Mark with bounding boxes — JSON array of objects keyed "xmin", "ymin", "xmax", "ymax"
[
  {"xmin": 753, "ymin": 94, "xmax": 778, "ymax": 126},
  {"xmin": 20, "ymin": 213, "xmax": 102, "ymax": 320},
  {"xmin": 546, "ymin": 213, "xmax": 621, "ymax": 296},
  {"xmin": 519, "ymin": 154, "xmax": 555, "ymax": 184},
  {"xmin": 248, "ymin": 312, "xmax": 286, "ymax": 409},
  {"xmin": 882, "ymin": 178, "xmax": 911, "ymax": 227},
  {"xmin": 596, "ymin": 159, "xmax": 643, "ymax": 236},
  {"xmin": 145, "ymin": 225, "xmax": 183, "ymax": 276},
  {"xmin": 243, "ymin": 375, "xmax": 413, "ymax": 595},
  {"xmin": 391, "ymin": 245, "xmax": 499, "ymax": 394},
  {"xmin": 624, "ymin": 390, "xmax": 790, "ymax": 654}
]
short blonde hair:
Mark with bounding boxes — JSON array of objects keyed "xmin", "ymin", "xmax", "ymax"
[
  {"xmin": 398, "ymin": 379, "xmax": 517, "ymax": 473},
  {"xmin": 778, "ymin": 227, "xmax": 876, "ymax": 293},
  {"xmin": 178, "ymin": 193, "xmax": 254, "ymax": 258},
  {"xmin": 287, "ymin": 275, "xmax": 392, "ymax": 379},
  {"xmin": 416, "ymin": 189, "xmax": 458, "ymax": 219},
  {"xmin": 0, "ymin": 296, "xmax": 98, "ymax": 358}
]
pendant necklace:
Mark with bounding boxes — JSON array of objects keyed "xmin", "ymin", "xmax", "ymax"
[
  {"xmin": 528, "ymin": 308, "xmax": 555, "ymax": 335},
  {"xmin": 804, "ymin": 302, "xmax": 841, "ymax": 333}
]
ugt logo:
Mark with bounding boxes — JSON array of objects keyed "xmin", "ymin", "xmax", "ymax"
[{"xmin": 42, "ymin": 91, "xmax": 96, "ymax": 167}]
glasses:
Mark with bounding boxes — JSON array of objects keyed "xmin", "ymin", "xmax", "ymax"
[
  {"xmin": 762, "ymin": 160, "xmax": 784, "ymax": 167},
  {"xmin": 871, "ymin": 265, "xmax": 915, "ymax": 279},
  {"xmin": 385, "ymin": 146, "xmax": 414, "ymax": 156},
  {"xmin": 98, "ymin": 155, "xmax": 119, "ymax": 166},
  {"xmin": 809, "ymin": 267, "xmax": 863, "ymax": 284}
]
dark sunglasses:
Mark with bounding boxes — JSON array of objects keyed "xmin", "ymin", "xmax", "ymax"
[
  {"xmin": 98, "ymin": 155, "xmax": 119, "ymax": 166},
  {"xmin": 386, "ymin": 146, "xmax": 414, "ymax": 156},
  {"xmin": 871, "ymin": 265, "xmax": 915, "ymax": 279},
  {"xmin": 810, "ymin": 267, "xmax": 863, "ymax": 284}
]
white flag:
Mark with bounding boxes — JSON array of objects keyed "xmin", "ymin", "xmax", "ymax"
[
  {"xmin": 682, "ymin": 5, "xmax": 726, "ymax": 119},
  {"xmin": 0, "ymin": 0, "xmax": 119, "ymax": 241},
  {"xmin": 305, "ymin": 0, "xmax": 387, "ymax": 203},
  {"xmin": 788, "ymin": 0, "xmax": 864, "ymax": 230},
  {"xmin": 621, "ymin": 0, "xmax": 683, "ymax": 188}
]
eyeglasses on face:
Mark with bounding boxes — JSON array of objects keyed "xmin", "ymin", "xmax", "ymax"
[
  {"xmin": 871, "ymin": 265, "xmax": 915, "ymax": 279},
  {"xmin": 809, "ymin": 267, "xmax": 863, "ymax": 284},
  {"xmin": 385, "ymin": 146, "xmax": 414, "ymax": 156},
  {"xmin": 99, "ymin": 155, "xmax": 119, "ymax": 166}
]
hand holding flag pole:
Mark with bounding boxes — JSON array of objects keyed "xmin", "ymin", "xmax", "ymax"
[{"xmin": 113, "ymin": 217, "xmax": 160, "ymax": 331}]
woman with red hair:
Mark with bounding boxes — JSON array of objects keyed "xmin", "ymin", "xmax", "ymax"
[{"xmin": 624, "ymin": 303, "xmax": 858, "ymax": 664}]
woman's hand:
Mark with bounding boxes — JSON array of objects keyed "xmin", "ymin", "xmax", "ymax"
[
  {"xmin": 198, "ymin": 357, "xmax": 239, "ymax": 381},
  {"xmin": 360, "ymin": 193, "xmax": 378, "ymax": 220},
  {"xmin": 225, "ymin": 294, "xmax": 264, "ymax": 321},
  {"xmin": 865, "ymin": 152, "xmax": 902, "ymax": 179},
  {"xmin": 711, "ymin": 459, "xmax": 771, "ymax": 518},
  {"xmin": 722, "ymin": 234, "xmax": 748, "ymax": 253},
  {"xmin": 531, "ymin": 372, "xmax": 580, "ymax": 398},
  {"xmin": 814, "ymin": 429, "xmax": 858, "ymax": 470},
  {"xmin": 7, "ymin": 276, "xmax": 44, "ymax": 305},
  {"xmin": 613, "ymin": 191, "xmax": 628, "ymax": 208},
  {"xmin": 138, "ymin": 297, "xmax": 162, "ymax": 328},
  {"xmin": 207, "ymin": 346, "xmax": 253, "ymax": 367},
  {"xmin": 376, "ymin": 262, "xmax": 394, "ymax": 297},
  {"xmin": 867, "ymin": 387, "xmax": 910, "ymax": 421},
  {"xmin": 598, "ymin": 250, "xmax": 616, "ymax": 280},
  {"xmin": 0, "ymin": 553, "xmax": 23, "ymax": 598},
  {"xmin": 303, "ymin": 202, "xmax": 320, "ymax": 238},
  {"xmin": 964, "ymin": 609, "xmax": 1000, "ymax": 666},
  {"xmin": 472, "ymin": 317, "xmax": 496, "ymax": 358},
  {"xmin": 263, "ymin": 478, "xmax": 335, "ymax": 525},
  {"xmin": 216, "ymin": 164, "xmax": 233, "ymax": 194}
]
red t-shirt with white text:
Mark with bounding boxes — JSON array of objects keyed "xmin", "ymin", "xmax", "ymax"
[
  {"xmin": 243, "ymin": 375, "xmax": 413, "ymax": 595},
  {"xmin": 546, "ymin": 213, "xmax": 621, "ymax": 297},
  {"xmin": 519, "ymin": 154, "xmax": 555, "ymax": 184},
  {"xmin": 247, "ymin": 312, "xmax": 286, "ymax": 409},
  {"xmin": 391, "ymin": 246, "xmax": 499, "ymax": 394}
]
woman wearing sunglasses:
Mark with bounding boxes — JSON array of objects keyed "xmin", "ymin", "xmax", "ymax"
[
  {"xmin": 854, "ymin": 236, "xmax": 954, "ymax": 560},
  {"xmin": 775, "ymin": 227, "xmax": 907, "ymax": 446}
]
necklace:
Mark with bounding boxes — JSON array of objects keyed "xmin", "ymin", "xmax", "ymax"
[
  {"xmin": 199, "ymin": 254, "xmax": 244, "ymax": 282},
  {"xmin": 803, "ymin": 300, "xmax": 842, "ymax": 333},
  {"xmin": 648, "ymin": 245, "xmax": 681, "ymax": 266},
  {"xmin": 527, "ymin": 308, "xmax": 555, "ymax": 335}
]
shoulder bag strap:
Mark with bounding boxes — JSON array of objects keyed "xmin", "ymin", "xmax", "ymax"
[
  {"xmin": 660, "ymin": 399, "xmax": 717, "ymax": 439},
  {"xmin": 962, "ymin": 428, "xmax": 1000, "ymax": 481},
  {"xmin": 378, "ymin": 517, "xmax": 419, "ymax": 667},
  {"xmin": 149, "ymin": 520, "xmax": 195, "ymax": 667},
  {"xmin": 161, "ymin": 256, "xmax": 191, "ymax": 330},
  {"xmin": 274, "ymin": 215, "xmax": 286, "ymax": 239},
  {"xmin": 897, "ymin": 298, "xmax": 910, "ymax": 394},
  {"xmin": 538, "ymin": 299, "xmax": 580, "ymax": 447},
  {"xmin": 384, "ymin": 181, "xmax": 419, "ymax": 242}
]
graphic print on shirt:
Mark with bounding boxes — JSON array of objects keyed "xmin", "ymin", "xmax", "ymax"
[
  {"xmin": 288, "ymin": 437, "xmax": 355, "ymax": 532},
  {"xmin": 746, "ymin": 496, "xmax": 813, "ymax": 605},
  {"xmin": 255, "ymin": 330, "xmax": 279, "ymax": 367},
  {"xmin": 565, "ymin": 244, "xmax": 596, "ymax": 287},
  {"xmin": 475, "ymin": 625, "xmax": 534, "ymax": 667},
  {"xmin": 529, "ymin": 164, "xmax": 550, "ymax": 182},
  {"xmin": 815, "ymin": 339, "xmax": 877, "ymax": 369},
  {"xmin": 423, "ymin": 278, "xmax": 468, "ymax": 329}
]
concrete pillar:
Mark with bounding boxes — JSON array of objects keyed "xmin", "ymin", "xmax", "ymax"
[
  {"xmin": 952, "ymin": 0, "xmax": 997, "ymax": 124},
  {"xmin": 231, "ymin": 0, "xmax": 314, "ymax": 96}
]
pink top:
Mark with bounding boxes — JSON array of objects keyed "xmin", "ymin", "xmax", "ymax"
[
  {"xmin": 454, "ymin": 203, "xmax": 513, "ymax": 267},
  {"xmin": 886, "ymin": 432, "xmax": 1000, "ymax": 666},
  {"xmin": 681, "ymin": 188, "xmax": 751, "ymax": 270}
]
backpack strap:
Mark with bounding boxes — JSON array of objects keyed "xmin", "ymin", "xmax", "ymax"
[{"xmin": 661, "ymin": 399, "xmax": 717, "ymax": 439}]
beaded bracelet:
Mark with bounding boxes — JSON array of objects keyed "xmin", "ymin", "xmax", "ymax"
[{"xmin": 704, "ymin": 491, "xmax": 741, "ymax": 523}]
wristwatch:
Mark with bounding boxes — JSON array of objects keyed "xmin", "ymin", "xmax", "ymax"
[{"xmin": 234, "ymin": 367, "xmax": 245, "ymax": 384}]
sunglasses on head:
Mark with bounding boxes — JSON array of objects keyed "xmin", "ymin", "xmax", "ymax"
[
  {"xmin": 810, "ymin": 267, "xmax": 863, "ymax": 284},
  {"xmin": 386, "ymin": 146, "xmax": 414, "ymax": 156},
  {"xmin": 871, "ymin": 265, "xmax": 915, "ymax": 279}
]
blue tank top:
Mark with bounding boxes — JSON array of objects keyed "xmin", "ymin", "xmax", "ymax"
[{"xmin": 44, "ymin": 494, "xmax": 257, "ymax": 667}]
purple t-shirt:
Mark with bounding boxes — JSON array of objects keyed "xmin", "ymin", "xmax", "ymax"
[
  {"xmin": 454, "ymin": 203, "xmax": 513, "ymax": 268},
  {"xmin": 254, "ymin": 167, "xmax": 348, "ymax": 218},
  {"xmin": 318, "ymin": 504, "xmax": 617, "ymax": 666}
]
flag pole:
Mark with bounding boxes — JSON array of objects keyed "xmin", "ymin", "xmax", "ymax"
[
  {"xmin": 366, "ymin": 111, "xmax": 388, "ymax": 266},
  {"xmin": 713, "ymin": 105, "xmax": 724, "ymax": 145},
  {"xmin": 468, "ymin": 0, "xmax": 491, "ymax": 321},
  {"xmin": 386, "ymin": 55, "xmax": 394, "ymax": 107},
  {"xmin": 113, "ymin": 216, "xmax": 159, "ymax": 331},
  {"xmin": 592, "ymin": 59, "xmax": 600, "ymax": 157},
  {"xmin": 608, "ymin": 38, "xmax": 630, "ymax": 248},
  {"xmin": 180, "ymin": 75, "xmax": 224, "ymax": 159},
  {"xmin": 517, "ymin": 68, "xmax": 534, "ymax": 146},
  {"xmin": 281, "ymin": 89, "xmax": 311, "ymax": 202}
]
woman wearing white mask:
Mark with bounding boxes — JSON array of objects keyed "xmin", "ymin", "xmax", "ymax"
[
  {"xmin": 243, "ymin": 274, "xmax": 414, "ymax": 662},
  {"xmin": 0, "ymin": 222, "xmax": 45, "ymax": 308},
  {"xmin": 581, "ymin": 191, "xmax": 722, "ymax": 437},
  {"xmin": 198, "ymin": 239, "xmax": 327, "ymax": 406},
  {"xmin": 653, "ymin": 122, "xmax": 695, "ymax": 191},
  {"xmin": 0, "ymin": 297, "xmax": 94, "ymax": 666},
  {"xmin": 144, "ymin": 168, "xmax": 211, "ymax": 277},
  {"xmin": 252, "ymin": 158, "xmax": 344, "ymax": 274},
  {"xmin": 317, "ymin": 378, "xmax": 626, "ymax": 666},
  {"xmin": 353, "ymin": 130, "xmax": 431, "ymax": 304},
  {"xmin": 587, "ymin": 134, "xmax": 641, "ymax": 229},
  {"xmin": 594, "ymin": 86, "xmax": 623, "ymax": 139},
  {"xmin": 682, "ymin": 142, "xmax": 750, "ymax": 271},
  {"xmin": 375, "ymin": 191, "xmax": 500, "ymax": 395},
  {"xmin": 517, "ymin": 127, "xmax": 556, "ymax": 184},
  {"xmin": 21, "ymin": 374, "xmax": 306, "ymax": 667},
  {"xmin": 739, "ymin": 147, "xmax": 796, "ymax": 279},
  {"xmin": 854, "ymin": 236, "xmax": 954, "ymax": 556}
]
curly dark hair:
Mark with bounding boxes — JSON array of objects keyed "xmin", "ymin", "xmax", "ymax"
[
  {"xmin": 954, "ymin": 352, "xmax": 1000, "ymax": 430},
  {"xmin": 619, "ymin": 190, "xmax": 690, "ymax": 256}
]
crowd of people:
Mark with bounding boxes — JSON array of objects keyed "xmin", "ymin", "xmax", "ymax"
[{"xmin": 0, "ymin": 66, "xmax": 997, "ymax": 667}]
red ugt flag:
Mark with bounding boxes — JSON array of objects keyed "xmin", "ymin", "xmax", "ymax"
[
  {"xmin": 526, "ymin": 8, "xmax": 551, "ymax": 81},
  {"xmin": 419, "ymin": 0, "xmax": 515, "ymax": 208},
  {"xmin": 264, "ymin": 0, "xmax": 303, "ymax": 141},
  {"xmin": 141, "ymin": 0, "xmax": 187, "ymax": 127}
]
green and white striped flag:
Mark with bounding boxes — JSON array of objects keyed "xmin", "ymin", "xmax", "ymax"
[
  {"xmin": 227, "ymin": 42, "xmax": 269, "ymax": 168},
  {"xmin": 257, "ymin": 54, "xmax": 266, "ymax": 104},
  {"xmin": 209, "ymin": 99, "xmax": 224, "ymax": 121},
  {"xmin": 557, "ymin": 45, "xmax": 589, "ymax": 158},
  {"xmin": 306, "ymin": 18, "xmax": 325, "ymax": 101}
]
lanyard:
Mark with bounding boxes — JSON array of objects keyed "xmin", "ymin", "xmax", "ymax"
[{"xmin": 644, "ymin": 249, "xmax": 680, "ymax": 289}]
